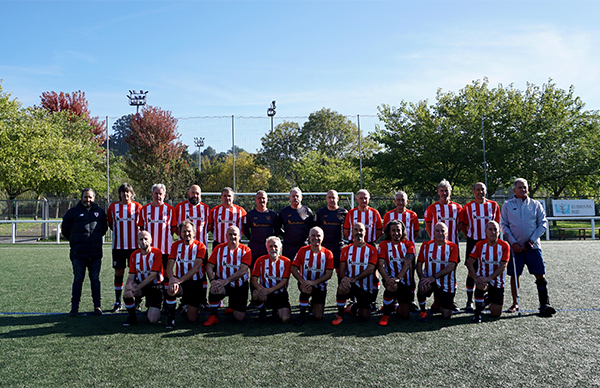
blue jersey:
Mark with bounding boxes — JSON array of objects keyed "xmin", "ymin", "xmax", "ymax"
[{"xmin": 316, "ymin": 207, "xmax": 348, "ymax": 248}]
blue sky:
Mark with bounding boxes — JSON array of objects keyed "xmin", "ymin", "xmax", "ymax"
[{"xmin": 2, "ymin": 1, "xmax": 599, "ymax": 126}]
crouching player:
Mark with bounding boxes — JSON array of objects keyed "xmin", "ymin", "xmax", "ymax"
[
  {"xmin": 250, "ymin": 236, "xmax": 292, "ymax": 323},
  {"xmin": 123, "ymin": 231, "xmax": 164, "ymax": 326},
  {"xmin": 377, "ymin": 220, "xmax": 416, "ymax": 325},
  {"xmin": 165, "ymin": 220, "xmax": 206, "ymax": 329},
  {"xmin": 333, "ymin": 223, "xmax": 378, "ymax": 325},
  {"xmin": 416, "ymin": 222, "xmax": 459, "ymax": 322},
  {"xmin": 466, "ymin": 221, "xmax": 510, "ymax": 323},
  {"xmin": 205, "ymin": 226, "xmax": 252, "ymax": 326},
  {"xmin": 290, "ymin": 227, "xmax": 334, "ymax": 326}
]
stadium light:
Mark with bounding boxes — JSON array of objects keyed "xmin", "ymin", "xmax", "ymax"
[
  {"xmin": 194, "ymin": 137, "xmax": 205, "ymax": 172},
  {"xmin": 267, "ymin": 100, "xmax": 276, "ymax": 132},
  {"xmin": 128, "ymin": 90, "xmax": 148, "ymax": 114}
]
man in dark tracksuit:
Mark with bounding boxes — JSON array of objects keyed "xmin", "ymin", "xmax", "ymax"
[{"xmin": 62, "ymin": 188, "xmax": 108, "ymax": 316}]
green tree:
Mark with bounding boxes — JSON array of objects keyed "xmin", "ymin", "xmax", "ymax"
[
  {"xmin": 109, "ymin": 114, "xmax": 132, "ymax": 157},
  {"xmin": 293, "ymin": 151, "xmax": 360, "ymax": 193},
  {"xmin": 199, "ymin": 151, "xmax": 271, "ymax": 193}
]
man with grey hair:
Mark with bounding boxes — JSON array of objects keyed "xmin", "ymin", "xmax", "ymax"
[
  {"xmin": 424, "ymin": 179, "xmax": 463, "ymax": 245},
  {"xmin": 383, "ymin": 191, "xmax": 419, "ymax": 242},
  {"xmin": 278, "ymin": 187, "xmax": 315, "ymax": 259},
  {"xmin": 62, "ymin": 188, "xmax": 108, "ymax": 316},
  {"xmin": 500, "ymin": 178, "xmax": 556, "ymax": 317}
]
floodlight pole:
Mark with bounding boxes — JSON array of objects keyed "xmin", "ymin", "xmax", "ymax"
[
  {"xmin": 127, "ymin": 90, "xmax": 148, "ymax": 114},
  {"xmin": 267, "ymin": 100, "xmax": 276, "ymax": 133},
  {"xmin": 194, "ymin": 137, "xmax": 205, "ymax": 172}
]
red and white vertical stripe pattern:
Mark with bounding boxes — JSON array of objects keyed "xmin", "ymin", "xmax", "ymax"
[
  {"xmin": 209, "ymin": 244, "xmax": 252, "ymax": 287},
  {"xmin": 292, "ymin": 246, "xmax": 333, "ymax": 291},
  {"xmin": 170, "ymin": 240, "xmax": 206, "ymax": 281},
  {"xmin": 418, "ymin": 241, "xmax": 459, "ymax": 293},
  {"xmin": 384, "ymin": 210, "xmax": 419, "ymax": 242},
  {"xmin": 252, "ymin": 256, "xmax": 291, "ymax": 294},
  {"xmin": 378, "ymin": 240, "xmax": 415, "ymax": 286},
  {"xmin": 173, "ymin": 201, "xmax": 211, "ymax": 244},
  {"xmin": 139, "ymin": 204, "xmax": 174, "ymax": 255},
  {"xmin": 108, "ymin": 202, "xmax": 141, "ymax": 249},
  {"xmin": 461, "ymin": 200, "xmax": 500, "ymax": 240},
  {"xmin": 345, "ymin": 208, "xmax": 383, "ymax": 243},
  {"xmin": 342, "ymin": 244, "xmax": 378, "ymax": 291},
  {"xmin": 471, "ymin": 240, "xmax": 510, "ymax": 288},
  {"xmin": 210, "ymin": 205, "xmax": 246, "ymax": 244},
  {"xmin": 129, "ymin": 247, "xmax": 164, "ymax": 284},
  {"xmin": 425, "ymin": 202, "xmax": 462, "ymax": 244}
]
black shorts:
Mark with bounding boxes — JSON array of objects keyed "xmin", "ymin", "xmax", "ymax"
[
  {"xmin": 137, "ymin": 282, "xmax": 163, "ymax": 309},
  {"xmin": 161, "ymin": 254, "xmax": 170, "ymax": 276},
  {"xmin": 112, "ymin": 249, "xmax": 136, "ymax": 270},
  {"xmin": 180, "ymin": 279, "xmax": 203, "ymax": 308},
  {"xmin": 338, "ymin": 283, "xmax": 373, "ymax": 309},
  {"xmin": 264, "ymin": 291, "xmax": 291, "ymax": 311},
  {"xmin": 298, "ymin": 284, "xmax": 327, "ymax": 305},
  {"xmin": 476, "ymin": 285, "xmax": 504, "ymax": 306},
  {"xmin": 465, "ymin": 237, "xmax": 483, "ymax": 267},
  {"xmin": 420, "ymin": 284, "xmax": 455, "ymax": 310},
  {"xmin": 209, "ymin": 281, "xmax": 249, "ymax": 312},
  {"xmin": 383, "ymin": 284, "xmax": 413, "ymax": 305}
]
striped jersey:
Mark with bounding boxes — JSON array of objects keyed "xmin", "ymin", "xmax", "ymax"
[
  {"xmin": 107, "ymin": 201, "xmax": 142, "ymax": 250},
  {"xmin": 251, "ymin": 255, "xmax": 292, "ymax": 294},
  {"xmin": 292, "ymin": 246, "xmax": 335, "ymax": 291},
  {"xmin": 172, "ymin": 201, "xmax": 211, "ymax": 244},
  {"xmin": 128, "ymin": 247, "xmax": 164, "ymax": 284},
  {"xmin": 340, "ymin": 243, "xmax": 378, "ymax": 291},
  {"xmin": 344, "ymin": 207, "xmax": 383, "ymax": 243},
  {"xmin": 417, "ymin": 240, "xmax": 459, "ymax": 293},
  {"xmin": 210, "ymin": 204, "xmax": 247, "ymax": 244},
  {"xmin": 169, "ymin": 240, "xmax": 206, "ymax": 281},
  {"xmin": 383, "ymin": 209, "xmax": 420, "ymax": 242},
  {"xmin": 378, "ymin": 240, "xmax": 416, "ymax": 286},
  {"xmin": 424, "ymin": 201, "xmax": 463, "ymax": 244},
  {"xmin": 138, "ymin": 203, "xmax": 174, "ymax": 255},
  {"xmin": 459, "ymin": 200, "xmax": 501, "ymax": 240},
  {"xmin": 469, "ymin": 239, "xmax": 510, "ymax": 288},
  {"xmin": 208, "ymin": 242, "xmax": 252, "ymax": 288}
]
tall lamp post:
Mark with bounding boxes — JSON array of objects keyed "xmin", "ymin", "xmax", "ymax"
[
  {"xmin": 194, "ymin": 137, "xmax": 205, "ymax": 172},
  {"xmin": 127, "ymin": 90, "xmax": 148, "ymax": 113},
  {"xmin": 267, "ymin": 100, "xmax": 276, "ymax": 132}
]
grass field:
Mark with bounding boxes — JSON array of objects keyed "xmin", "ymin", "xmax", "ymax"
[{"xmin": 1, "ymin": 241, "xmax": 599, "ymax": 387}]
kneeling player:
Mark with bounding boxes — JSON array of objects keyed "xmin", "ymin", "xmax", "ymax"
[
  {"xmin": 123, "ymin": 231, "xmax": 164, "ymax": 326},
  {"xmin": 165, "ymin": 220, "xmax": 206, "ymax": 329},
  {"xmin": 416, "ymin": 222, "xmax": 459, "ymax": 322},
  {"xmin": 290, "ymin": 227, "xmax": 334, "ymax": 326},
  {"xmin": 205, "ymin": 226, "xmax": 252, "ymax": 326},
  {"xmin": 333, "ymin": 223, "xmax": 378, "ymax": 325},
  {"xmin": 250, "ymin": 236, "xmax": 292, "ymax": 323},
  {"xmin": 377, "ymin": 220, "xmax": 416, "ymax": 325},
  {"xmin": 467, "ymin": 221, "xmax": 510, "ymax": 323}
]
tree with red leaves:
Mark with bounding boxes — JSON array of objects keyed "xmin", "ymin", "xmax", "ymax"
[
  {"xmin": 126, "ymin": 106, "xmax": 191, "ymax": 195},
  {"xmin": 39, "ymin": 90, "xmax": 105, "ymax": 143}
]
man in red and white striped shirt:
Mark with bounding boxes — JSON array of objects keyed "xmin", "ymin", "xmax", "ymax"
[
  {"xmin": 205, "ymin": 225, "xmax": 252, "ymax": 326},
  {"xmin": 383, "ymin": 191, "xmax": 420, "ymax": 243},
  {"xmin": 209, "ymin": 187, "xmax": 247, "ymax": 249},
  {"xmin": 467, "ymin": 221, "xmax": 510, "ymax": 323},
  {"xmin": 290, "ymin": 227, "xmax": 334, "ymax": 326},
  {"xmin": 251, "ymin": 236, "xmax": 292, "ymax": 323},
  {"xmin": 107, "ymin": 183, "xmax": 142, "ymax": 312},
  {"xmin": 424, "ymin": 179, "xmax": 463, "ymax": 245},
  {"xmin": 333, "ymin": 223, "xmax": 378, "ymax": 325},
  {"xmin": 416, "ymin": 222, "xmax": 459, "ymax": 322},
  {"xmin": 459, "ymin": 182, "xmax": 501, "ymax": 311},
  {"xmin": 164, "ymin": 220, "xmax": 206, "ymax": 329},
  {"xmin": 343, "ymin": 189, "xmax": 383, "ymax": 244},
  {"xmin": 377, "ymin": 220, "xmax": 416, "ymax": 325},
  {"xmin": 122, "ymin": 231, "xmax": 164, "ymax": 327}
]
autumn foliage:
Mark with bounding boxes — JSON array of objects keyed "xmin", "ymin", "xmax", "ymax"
[{"xmin": 39, "ymin": 90, "xmax": 106, "ymax": 142}]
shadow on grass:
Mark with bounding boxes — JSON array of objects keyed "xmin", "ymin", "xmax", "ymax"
[{"xmin": 0, "ymin": 307, "xmax": 556, "ymax": 340}]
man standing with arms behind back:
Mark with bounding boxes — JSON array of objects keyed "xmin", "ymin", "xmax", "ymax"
[
  {"xmin": 62, "ymin": 188, "xmax": 108, "ymax": 316},
  {"xmin": 500, "ymin": 178, "xmax": 556, "ymax": 317}
]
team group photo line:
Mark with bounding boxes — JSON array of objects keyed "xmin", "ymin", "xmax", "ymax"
[{"xmin": 62, "ymin": 177, "xmax": 556, "ymax": 329}]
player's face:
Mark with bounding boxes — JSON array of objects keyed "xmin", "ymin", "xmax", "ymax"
[
  {"xmin": 289, "ymin": 190, "xmax": 302, "ymax": 208},
  {"xmin": 326, "ymin": 191, "xmax": 339, "ymax": 209},
  {"xmin": 513, "ymin": 181, "xmax": 529, "ymax": 199},
  {"xmin": 473, "ymin": 184, "xmax": 486, "ymax": 201},
  {"xmin": 119, "ymin": 190, "xmax": 133, "ymax": 204},
  {"xmin": 152, "ymin": 188, "xmax": 165, "ymax": 205},
  {"xmin": 255, "ymin": 193, "xmax": 267, "ymax": 209},
  {"xmin": 394, "ymin": 194, "xmax": 407, "ymax": 211},
  {"xmin": 485, "ymin": 223, "xmax": 500, "ymax": 242},
  {"xmin": 267, "ymin": 240, "xmax": 281, "ymax": 258},
  {"xmin": 390, "ymin": 224, "xmax": 402, "ymax": 242},
  {"xmin": 188, "ymin": 186, "xmax": 201, "ymax": 206},
  {"xmin": 137, "ymin": 232, "xmax": 152, "ymax": 250},
  {"xmin": 221, "ymin": 190, "xmax": 234, "ymax": 206},
  {"xmin": 309, "ymin": 229, "xmax": 323, "ymax": 246},
  {"xmin": 180, "ymin": 224, "xmax": 195, "ymax": 244},
  {"xmin": 352, "ymin": 224, "xmax": 366, "ymax": 243},
  {"xmin": 438, "ymin": 186, "xmax": 450, "ymax": 202},
  {"xmin": 434, "ymin": 224, "xmax": 448, "ymax": 243},
  {"xmin": 227, "ymin": 227, "xmax": 240, "ymax": 245},
  {"xmin": 81, "ymin": 190, "xmax": 95, "ymax": 208},
  {"xmin": 357, "ymin": 193, "xmax": 369, "ymax": 208}
]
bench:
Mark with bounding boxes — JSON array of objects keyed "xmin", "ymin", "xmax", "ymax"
[{"xmin": 558, "ymin": 228, "xmax": 588, "ymax": 240}]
